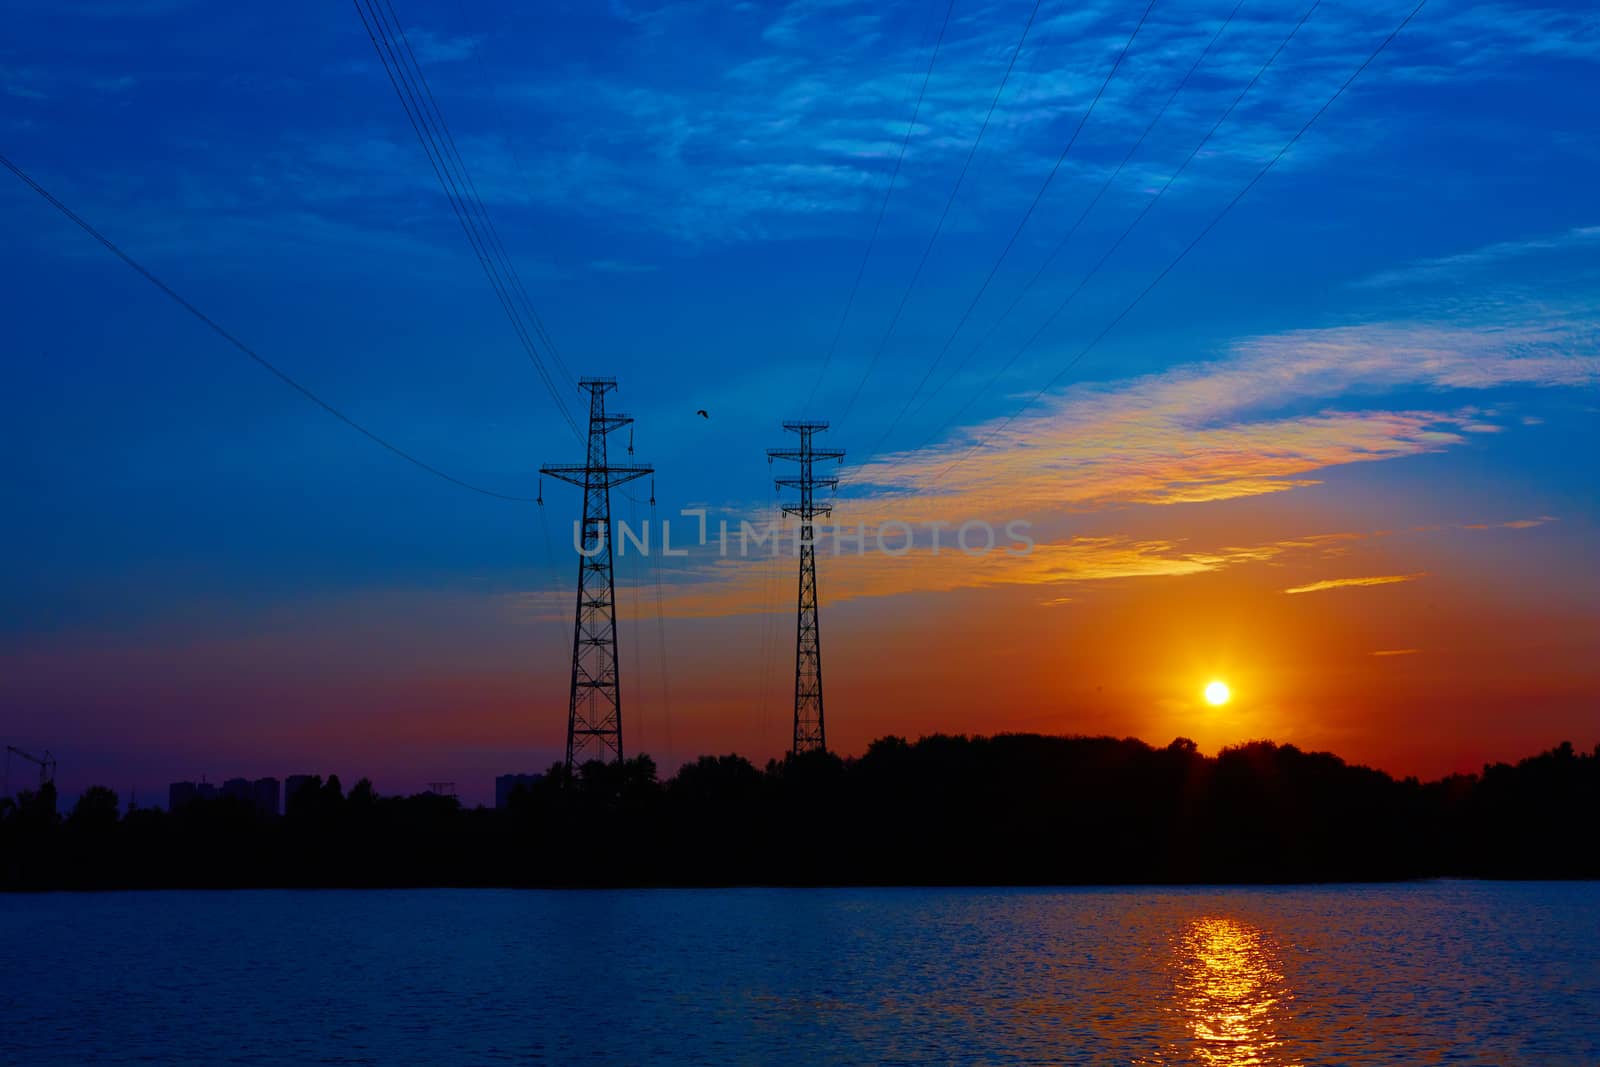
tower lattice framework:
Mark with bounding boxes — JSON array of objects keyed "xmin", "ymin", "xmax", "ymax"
[
  {"xmin": 541, "ymin": 378, "xmax": 652, "ymax": 771},
  {"xmin": 768, "ymin": 421, "xmax": 844, "ymax": 755}
]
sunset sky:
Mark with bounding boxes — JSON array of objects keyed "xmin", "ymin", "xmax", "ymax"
[{"xmin": 3, "ymin": 0, "xmax": 1596, "ymax": 805}]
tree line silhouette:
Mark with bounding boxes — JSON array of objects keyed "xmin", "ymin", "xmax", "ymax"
[{"xmin": 2, "ymin": 734, "xmax": 1596, "ymax": 889}]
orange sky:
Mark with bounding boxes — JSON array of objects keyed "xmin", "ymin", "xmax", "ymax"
[{"xmin": 5, "ymin": 295, "xmax": 1596, "ymax": 804}]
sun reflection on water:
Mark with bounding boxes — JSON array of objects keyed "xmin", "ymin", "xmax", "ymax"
[{"xmin": 1173, "ymin": 916, "xmax": 1298, "ymax": 1066}]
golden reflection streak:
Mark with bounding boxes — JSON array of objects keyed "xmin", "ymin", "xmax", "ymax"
[{"xmin": 1173, "ymin": 916, "xmax": 1298, "ymax": 1066}]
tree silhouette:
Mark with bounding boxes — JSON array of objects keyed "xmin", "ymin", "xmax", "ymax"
[
  {"xmin": 69, "ymin": 786, "xmax": 120, "ymax": 831},
  {"xmin": 2, "ymin": 737, "xmax": 1596, "ymax": 889}
]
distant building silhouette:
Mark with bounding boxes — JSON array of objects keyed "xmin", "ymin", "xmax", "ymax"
[
  {"xmin": 252, "ymin": 777, "xmax": 280, "ymax": 817},
  {"xmin": 495, "ymin": 773, "xmax": 542, "ymax": 810},
  {"xmin": 168, "ymin": 781, "xmax": 196, "ymax": 810},
  {"xmin": 167, "ymin": 775, "xmax": 282, "ymax": 815}
]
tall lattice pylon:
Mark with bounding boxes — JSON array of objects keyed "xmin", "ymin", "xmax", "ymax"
[
  {"xmin": 541, "ymin": 378, "xmax": 652, "ymax": 771},
  {"xmin": 768, "ymin": 421, "xmax": 844, "ymax": 755}
]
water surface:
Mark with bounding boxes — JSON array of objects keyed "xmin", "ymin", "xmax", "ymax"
[{"xmin": 3, "ymin": 881, "xmax": 1596, "ymax": 1064}]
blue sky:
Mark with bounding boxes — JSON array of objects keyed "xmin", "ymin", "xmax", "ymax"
[{"xmin": 2, "ymin": 0, "xmax": 1597, "ymax": 800}]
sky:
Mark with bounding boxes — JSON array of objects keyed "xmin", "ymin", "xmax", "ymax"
[{"xmin": 2, "ymin": 0, "xmax": 1597, "ymax": 806}]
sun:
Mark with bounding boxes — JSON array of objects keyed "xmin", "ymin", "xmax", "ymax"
[{"xmin": 1204, "ymin": 680, "xmax": 1231, "ymax": 706}]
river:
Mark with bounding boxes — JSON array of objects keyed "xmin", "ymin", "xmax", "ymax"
[{"xmin": 3, "ymin": 881, "xmax": 1596, "ymax": 1063}]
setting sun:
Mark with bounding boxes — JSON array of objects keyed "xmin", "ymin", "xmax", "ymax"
[{"xmin": 1204, "ymin": 680, "xmax": 1232, "ymax": 707}]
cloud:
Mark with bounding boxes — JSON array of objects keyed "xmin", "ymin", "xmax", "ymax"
[
  {"xmin": 404, "ymin": 29, "xmax": 484, "ymax": 65},
  {"xmin": 0, "ymin": 65, "xmax": 49, "ymax": 100},
  {"xmin": 1284, "ymin": 573, "xmax": 1425, "ymax": 595},
  {"xmin": 647, "ymin": 534, "xmax": 1314, "ymax": 619},
  {"xmin": 14, "ymin": 0, "xmax": 1600, "ymax": 251},
  {"xmin": 525, "ymin": 299, "xmax": 1594, "ymax": 619},
  {"xmin": 1353, "ymin": 225, "xmax": 1600, "ymax": 289},
  {"xmin": 408, "ymin": 1, "xmax": 1461, "ymax": 242},
  {"xmin": 1371, "ymin": 648, "xmax": 1420, "ymax": 656},
  {"xmin": 514, "ymin": 505, "xmax": 1547, "ymax": 620},
  {"xmin": 506, "ymin": 521, "xmax": 1405, "ymax": 622},
  {"xmin": 1462, "ymin": 516, "xmax": 1557, "ymax": 530},
  {"xmin": 588, "ymin": 259, "xmax": 659, "ymax": 274},
  {"xmin": 849, "ymin": 310, "xmax": 1599, "ymax": 523}
]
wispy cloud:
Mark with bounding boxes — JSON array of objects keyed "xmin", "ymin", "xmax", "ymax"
[
  {"xmin": 0, "ymin": 64, "xmax": 49, "ymax": 100},
  {"xmin": 405, "ymin": 29, "xmax": 484, "ymax": 65},
  {"xmin": 1284, "ymin": 573, "xmax": 1425, "ymax": 595},
  {"xmin": 553, "ymin": 298, "xmax": 1592, "ymax": 617},
  {"xmin": 13, "ymin": 0, "xmax": 1600, "ymax": 253},
  {"xmin": 632, "ymin": 532, "xmax": 1352, "ymax": 620},
  {"xmin": 1353, "ymin": 225, "xmax": 1600, "ymax": 289},
  {"xmin": 1371, "ymin": 648, "xmax": 1420, "ymax": 656},
  {"xmin": 851, "ymin": 307, "xmax": 1599, "ymax": 522},
  {"xmin": 522, "ymin": 505, "xmax": 1553, "ymax": 619},
  {"xmin": 398, "ymin": 0, "xmax": 1585, "ymax": 243},
  {"xmin": 588, "ymin": 259, "xmax": 659, "ymax": 274},
  {"xmin": 1463, "ymin": 515, "xmax": 1557, "ymax": 530}
]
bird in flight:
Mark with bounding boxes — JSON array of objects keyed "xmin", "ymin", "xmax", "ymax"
[{"xmin": 696, "ymin": 409, "xmax": 709, "ymax": 419}]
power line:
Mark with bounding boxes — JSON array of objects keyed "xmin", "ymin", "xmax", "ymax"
[
  {"xmin": 358, "ymin": 0, "xmax": 572, "ymax": 431},
  {"xmin": 368, "ymin": 0, "xmax": 575, "ymax": 398},
  {"xmin": 354, "ymin": 0, "xmax": 581, "ymax": 442},
  {"xmin": 626, "ymin": 495, "xmax": 645, "ymax": 758},
  {"xmin": 1, "ymin": 151, "xmax": 536, "ymax": 503},
  {"xmin": 920, "ymin": 0, "xmax": 1429, "ymax": 490},
  {"xmin": 754, "ymin": 484, "xmax": 783, "ymax": 750},
  {"xmin": 834, "ymin": 0, "xmax": 1049, "ymax": 427},
  {"xmin": 895, "ymin": 0, "xmax": 1321, "ymax": 468},
  {"xmin": 377, "ymin": 0, "xmax": 576, "ymax": 391},
  {"xmin": 841, "ymin": 0, "xmax": 1159, "ymax": 445},
  {"xmin": 361, "ymin": 0, "xmax": 577, "ymax": 421},
  {"xmin": 360, "ymin": 0, "xmax": 566, "ymax": 398},
  {"xmin": 444, "ymin": 0, "xmax": 576, "ymax": 390},
  {"xmin": 802, "ymin": 0, "xmax": 958, "ymax": 413},
  {"xmin": 538, "ymin": 492, "xmax": 575, "ymax": 657},
  {"xmin": 646, "ymin": 500, "xmax": 675, "ymax": 769},
  {"xmin": 884, "ymin": 0, "xmax": 1246, "ymax": 445},
  {"xmin": 847, "ymin": 0, "xmax": 1317, "ymax": 487}
]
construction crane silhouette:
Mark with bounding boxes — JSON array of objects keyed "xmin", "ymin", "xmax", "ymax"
[{"xmin": 5, "ymin": 745, "xmax": 57, "ymax": 795}]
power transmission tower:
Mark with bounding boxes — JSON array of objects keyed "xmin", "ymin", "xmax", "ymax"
[
  {"xmin": 768, "ymin": 421, "xmax": 844, "ymax": 755},
  {"xmin": 541, "ymin": 378, "xmax": 652, "ymax": 772}
]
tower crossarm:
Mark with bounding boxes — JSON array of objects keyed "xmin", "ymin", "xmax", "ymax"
[
  {"xmin": 775, "ymin": 476, "xmax": 839, "ymax": 491},
  {"xmin": 539, "ymin": 463, "xmax": 653, "ymax": 489},
  {"xmin": 768, "ymin": 448, "xmax": 845, "ymax": 463}
]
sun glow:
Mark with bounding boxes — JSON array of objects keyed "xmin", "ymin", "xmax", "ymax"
[{"xmin": 1204, "ymin": 680, "xmax": 1231, "ymax": 706}]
